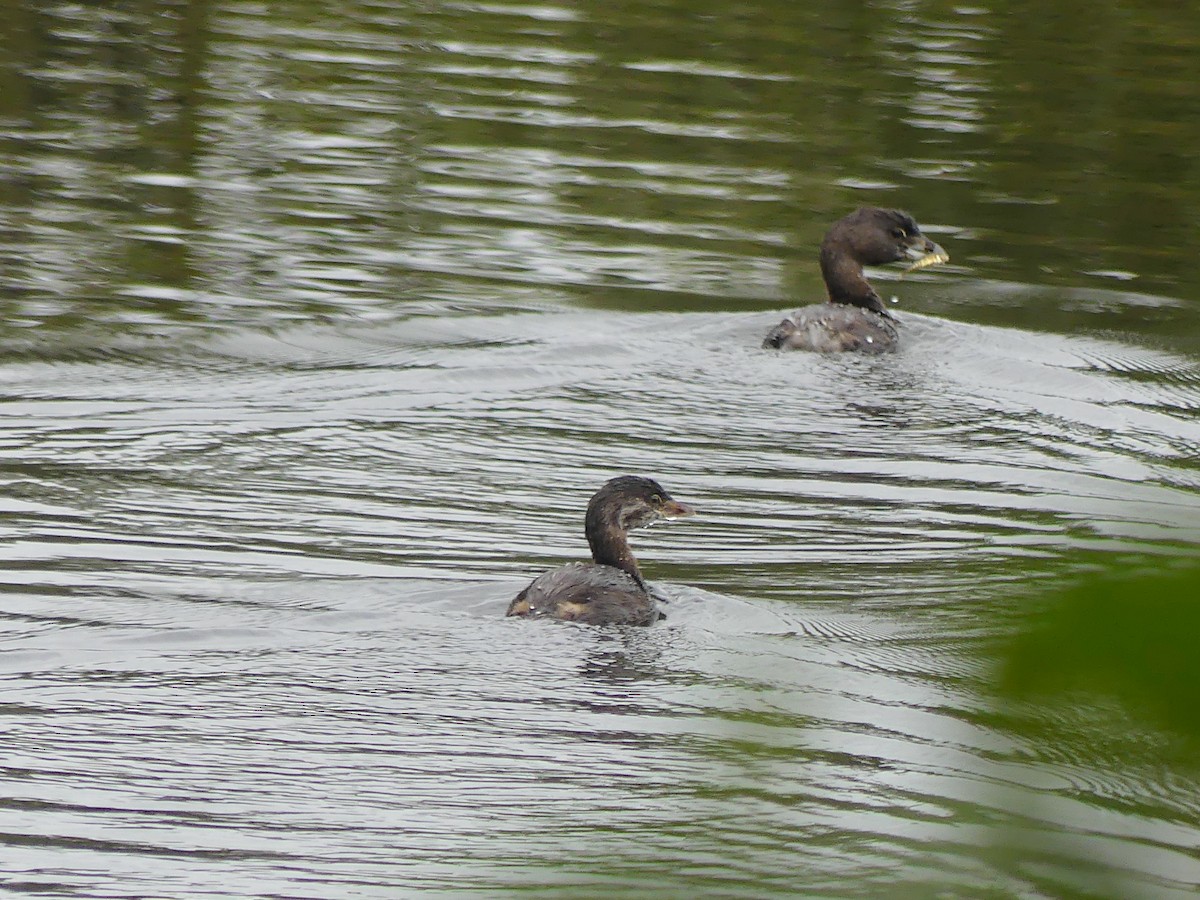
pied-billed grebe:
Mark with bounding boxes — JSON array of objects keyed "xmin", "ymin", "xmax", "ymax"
[
  {"xmin": 506, "ymin": 476, "xmax": 695, "ymax": 626},
  {"xmin": 763, "ymin": 207, "xmax": 947, "ymax": 353}
]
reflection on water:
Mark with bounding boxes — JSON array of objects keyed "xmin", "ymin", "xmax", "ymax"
[
  {"xmin": 4, "ymin": 0, "xmax": 1200, "ymax": 338},
  {"xmin": 2, "ymin": 0, "xmax": 1200, "ymax": 897}
]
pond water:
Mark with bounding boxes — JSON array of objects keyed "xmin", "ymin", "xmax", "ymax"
[{"xmin": 2, "ymin": 1, "xmax": 1199, "ymax": 897}]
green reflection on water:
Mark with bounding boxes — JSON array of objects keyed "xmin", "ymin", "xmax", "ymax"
[{"xmin": 0, "ymin": 0, "xmax": 1198, "ymax": 347}]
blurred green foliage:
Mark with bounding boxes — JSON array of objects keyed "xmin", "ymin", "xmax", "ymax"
[{"xmin": 1002, "ymin": 562, "xmax": 1200, "ymax": 748}]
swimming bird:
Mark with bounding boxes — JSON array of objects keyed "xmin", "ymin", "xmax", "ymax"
[
  {"xmin": 506, "ymin": 476, "xmax": 695, "ymax": 626},
  {"xmin": 763, "ymin": 207, "xmax": 947, "ymax": 353}
]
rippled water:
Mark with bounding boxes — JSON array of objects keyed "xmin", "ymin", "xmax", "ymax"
[{"xmin": 3, "ymin": 1, "xmax": 1200, "ymax": 897}]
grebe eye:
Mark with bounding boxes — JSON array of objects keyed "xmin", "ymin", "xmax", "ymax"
[
  {"xmin": 649, "ymin": 493, "xmax": 662, "ymax": 504},
  {"xmin": 892, "ymin": 227, "xmax": 907, "ymax": 239}
]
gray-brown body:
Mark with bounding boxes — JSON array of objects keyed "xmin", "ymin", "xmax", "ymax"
[
  {"xmin": 762, "ymin": 302, "xmax": 898, "ymax": 353},
  {"xmin": 507, "ymin": 563, "xmax": 658, "ymax": 626}
]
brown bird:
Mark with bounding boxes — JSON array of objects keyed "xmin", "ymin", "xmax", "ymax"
[
  {"xmin": 763, "ymin": 207, "xmax": 947, "ymax": 353},
  {"xmin": 506, "ymin": 476, "xmax": 695, "ymax": 626}
]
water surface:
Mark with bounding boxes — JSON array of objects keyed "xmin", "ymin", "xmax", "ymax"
[{"xmin": 2, "ymin": 1, "xmax": 1200, "ymax": 896}]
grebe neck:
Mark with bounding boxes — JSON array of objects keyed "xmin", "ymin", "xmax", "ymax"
[
  {"xmin": 586, "ymin": 516, "xmax": 646, "ymax": 590},
  {"xmin": 820, "ymin": 242, "xmax": 889, "ymax": 316}
]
